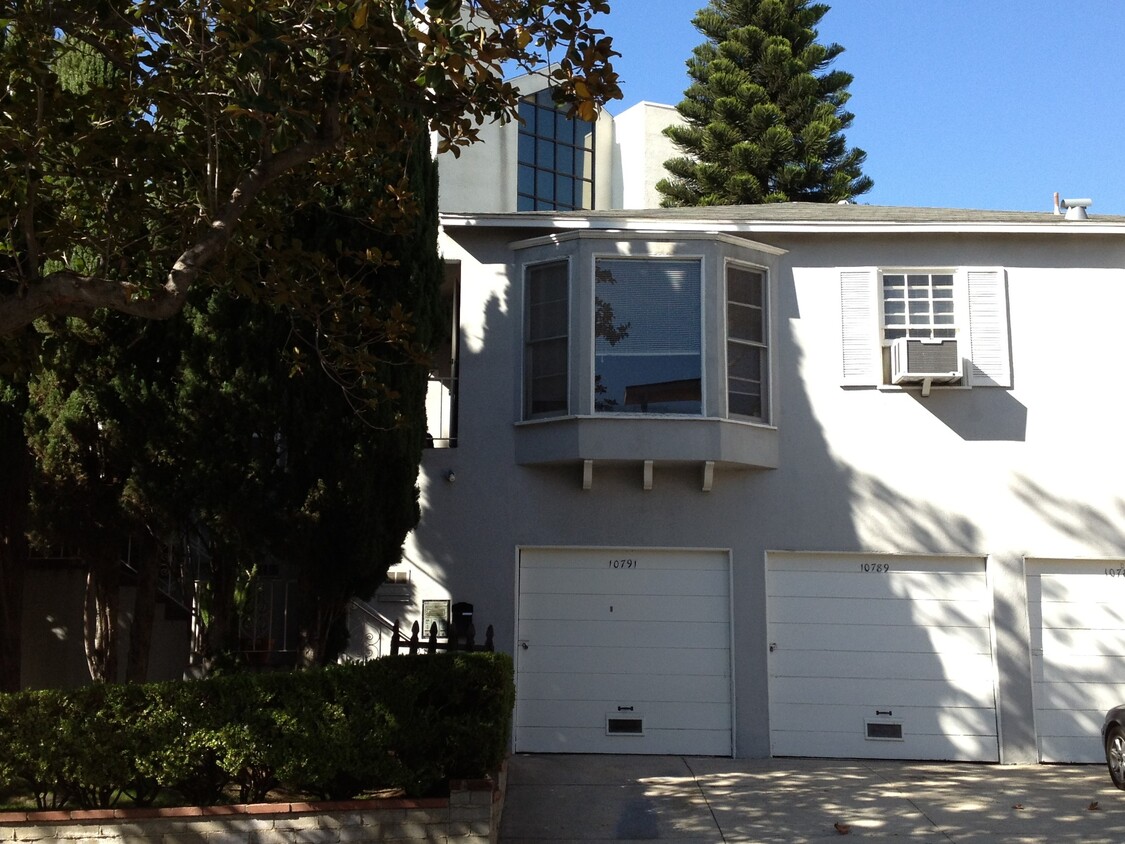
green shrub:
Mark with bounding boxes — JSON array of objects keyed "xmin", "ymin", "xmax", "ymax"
[{"xmin": 0, "ymin": 652, "xmax": 514, "ymax": 807}]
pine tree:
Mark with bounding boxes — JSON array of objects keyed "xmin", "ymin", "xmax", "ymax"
[{"xmin": 657, "ymin": 0, "xmax": 872, "ymax": 206}]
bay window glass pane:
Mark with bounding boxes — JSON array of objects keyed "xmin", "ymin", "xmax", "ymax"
[
  {"xmin": 594, "ymin": 258, "xmax": 701, "ymax": 414},
  {"xmin": 526, "ymin": 262, "xmax": 569, "ymax": 417},
  {"xmin": 727, "ymin": 342, "xmax": 763, "ymax": 419},
  {"xmin": 727, "ymin": 266, "xmax": 768, "ymax": 421}
]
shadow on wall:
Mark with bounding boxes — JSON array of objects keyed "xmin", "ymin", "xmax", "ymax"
[
  {"xmin": 1013, "ymin": 475, "xmax": 1125, "ymax": 558},
  {"xmin": 908, "ymin": 387, "xmax": 1028, "ymax": 442}
]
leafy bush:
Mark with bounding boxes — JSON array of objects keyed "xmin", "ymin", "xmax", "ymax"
[{"xmin": 0, "ymin": 653, "xmax": 513, "ymax": 808}]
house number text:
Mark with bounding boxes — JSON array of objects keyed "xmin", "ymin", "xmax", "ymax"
[
  {"xmin": 860, "ymin": 563, "xmax": 892, "ymax": 573},
  {"xmin": 610, "ymin": 559, "xmax": 638, "ymax": 569},
  {"xmin": 1105, "ymin": 568, "xmax": 1125, "ymax": 578}
]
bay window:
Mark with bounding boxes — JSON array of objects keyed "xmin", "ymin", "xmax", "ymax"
[{"xmin": 515, "ymin": 232, "xmax": 782, "ymax": 472}]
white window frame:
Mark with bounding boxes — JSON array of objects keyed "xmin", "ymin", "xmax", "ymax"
[
  {"xmin": 724, "ymin": 258, "xmax": 770, "ymax": 422},
  {"xmin": 523, "ymin": 256, "xmax": 572, "ymax": 419}
]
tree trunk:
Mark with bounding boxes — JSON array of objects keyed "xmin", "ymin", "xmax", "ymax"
[
  {"xmin": 0, "ymin": 401, "xmax": 30, "ymax": 692},
  {"xmin": 197, "ymin": 546, "xmax": 239, "ymax": 676},
  {"xmin": 83, "ymin": 553, "xmax": 120, "ymax": 683},
  {"xmin": 125, "ymin": 536, "xmax": 159, "ymax": 683}
]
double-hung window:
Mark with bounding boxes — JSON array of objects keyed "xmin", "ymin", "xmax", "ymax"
[
  {"xmin": 727, "ymin": 265, "xmax": 768, "ymax": 420},
  {"xmin": 524, "ymin": 260, "xmax": 569, "ymax": 417}
]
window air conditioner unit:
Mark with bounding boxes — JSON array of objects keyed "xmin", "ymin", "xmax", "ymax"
[{"xmin": 890, "ymin": 338, "xmax": 962, "ymax": 385}]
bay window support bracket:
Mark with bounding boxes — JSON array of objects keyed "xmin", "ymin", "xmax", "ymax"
[
  {"xmin": 643, "ymin": 460, "xmax": 654, "ymax": 491},
  {"xmin": 702, "ymin": 461, "xmax": 715, "ymax": 492},
  {"xmin": 582, "ymin": 459, "xmax": 594, "ymax": 490}
]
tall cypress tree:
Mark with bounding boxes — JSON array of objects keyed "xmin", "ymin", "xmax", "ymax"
[{"xmin": 657, "ymin": 0, "xmax": 872, "ymax": 206}]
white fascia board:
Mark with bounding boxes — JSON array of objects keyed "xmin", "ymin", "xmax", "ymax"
[{"xmin": 440, "ymin": 212, "xmax": 1125, "ymax": 237}]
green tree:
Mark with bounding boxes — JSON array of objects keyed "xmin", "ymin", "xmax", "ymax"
[
  {"xmin": 657, "ymin": 0, "xmax": 871, "ymax": 206},
  {"xmin": 0, "ymin": 0, "xmax": 620, "ymax": 349},
  {"xmin": 275, "ymin": 133, "xmax": 443, "ymax": 667},
  {"xmin": 0, "ymin": 375, "xmax": 30, "ymax": 691}
]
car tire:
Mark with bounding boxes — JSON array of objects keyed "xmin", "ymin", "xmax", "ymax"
[{"xmin": 1106, "ymin": 724, "xmax": 1125, "ymax": 790}]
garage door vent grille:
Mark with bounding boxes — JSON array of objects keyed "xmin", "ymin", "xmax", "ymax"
[
  {"xmin": 606, "ymin": 717, "xmax": 644, "ymax": 736},
  {"xmin": 865, "ymin": 720, "xmax": 903, "ymax": 741}
]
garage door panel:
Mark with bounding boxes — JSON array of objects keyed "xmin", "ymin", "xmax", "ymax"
[
  {"xmin": 520, "ymin": 619, "xmax": 729, "ymax": 650},
  {"xmin": 771, "ymin": 650, "xmax": 995, "ymax": 683},
  {"xmin": 772, "ymin": 676, "xmax": 995, "ymax": 710},
  {"xmin": 767, "ymin": 595, "xmax": 991, "ymax": 628},
  {"xmin": 518, "ymin": 671, "xmax": 731, "ymax": 705},
  {"xmin": 770, "ymin": 622, "xmax": 992, "ymax": 655},
  {"xmin": 1038, "ymin": 628, "xmax": 1125, "ymax": 656},
  {"xmin": 767, "ymin": 553, "xmax": 997, "ymax": 762},
  {"xmin": 516, "ymin": 548, "xmax": 732, "ymax": 755},
  {"xmin": 769, "ymin": 556, "xmax": 984, "ymax": 576},
  {"xmin": 517, "ymin": 726, "xmax": 731, "ymax": 756},
  {"xmin": 771, "ymin": 726, "xmax": 998, "ymax": 762},
  {"xmin": 769, "ymin": 570, "xmax": 986, "ymax": 601},
  {"xmin": 521, "ymin": 644, "xmax": 730, "ymax": 677},
  {"xmin": 1028, "ymin": 559, "xmax": 1125, "ymax": 762},
  {"xmin": 1036, "ymin": 653, "xmax": 1125, "ymax": 680},
  {"xmin": 1033, "ymin": 680, "xmax": 1125, "ymax": 714},
  {"xmin": 521, "ymin": 567, "xmax": 729, "ymax": 598},
  {"xmin": 518, "ymin": 699, "xmax": 730, "ymax": 732},
  {"xmin": 520, "ymin": 592, "xmax": 726, "ymax": 622},
  {"xmin": 1037, "ymin": 735, "xmax": 1104, "ymax": 765},
  {"xmin": 1033, "ymin": 704, "xmax": 1107, "ymax": 739},
  {"xmin": 770, "ymin": 702, "xmax": 999, "ymax": 738}
]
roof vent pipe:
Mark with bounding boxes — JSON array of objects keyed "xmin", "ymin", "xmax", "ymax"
[{"xmin": 1060, "ymin": 197, "xmax": 1092, "ymax": 221}]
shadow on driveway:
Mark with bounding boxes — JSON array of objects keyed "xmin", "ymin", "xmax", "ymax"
[{"xmin": 499, "ymin": 754, "xmax": 1125, "ymax": 842}]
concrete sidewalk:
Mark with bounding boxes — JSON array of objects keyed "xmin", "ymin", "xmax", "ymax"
[{"xmin": 498, "ymin": 754, "xmax": 1125, "ymax": 842}]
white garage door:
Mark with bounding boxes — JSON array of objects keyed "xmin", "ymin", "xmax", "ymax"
[
  {"xmin": 767, "ymin": 553, "xmax": 999, "ymax": 761},
  {"xmin": 1028, "ymin": 558, "xmax": 1125, "ymax": 762},
  {"xmin": 516, "ymin": 547, "xmax": 732, "ymax": 755}
]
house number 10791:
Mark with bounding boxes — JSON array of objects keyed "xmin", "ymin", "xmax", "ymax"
[{"xmin": 610, "ymin": 559, "xmax": 638, "ymax": 569}]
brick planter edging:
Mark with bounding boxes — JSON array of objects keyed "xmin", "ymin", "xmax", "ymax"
[{"xmin": 0, "ymin": 767, "xmax": 506, "ymax": 844}]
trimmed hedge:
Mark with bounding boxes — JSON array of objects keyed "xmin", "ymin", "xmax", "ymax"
[{"xmin": 0, "ymin": 653, "xmax": 513, "ymax": 809}]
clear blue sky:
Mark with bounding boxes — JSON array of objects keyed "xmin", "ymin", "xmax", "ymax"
[{"xmin": 599, "ymin": 1, "xmax": 1125, "ymax": 214}]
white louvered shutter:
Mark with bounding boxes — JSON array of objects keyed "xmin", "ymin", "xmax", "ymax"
[
  {"xmin": 965, "ymin": 268, "xmax": 1011, "ymax": 387},
  {"xmin": 839, "ymin": 268, "xmax": 881, "ymax": 386}
]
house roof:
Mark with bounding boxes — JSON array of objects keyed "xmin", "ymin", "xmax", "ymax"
[{"xmin": 441, "ymin": 202, "xmax": 1125, "ymax": 235}]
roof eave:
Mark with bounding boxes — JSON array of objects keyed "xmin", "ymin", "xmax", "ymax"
[{"xmin": 439, "ymin": 211, "xmax": 1125, "ymax": 236}]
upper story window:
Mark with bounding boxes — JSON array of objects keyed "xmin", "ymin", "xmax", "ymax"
[
  {"xmin": 517, "ymin": 88, "xmax": 596, "ymax": 211},
  {"xmin": 525, "ymin": 260, "xmax": 569, "ymax": 418},
  {"xmin": 881, "ymin": 272, "xmax": 956, "ymax": 341},
  {"xmin": 840, "ymin": 267, "xmax": 1012, "ymax": 388},
  {"xmin": 518, "ymin": 233, "xmax": 780, "ymax": 424},
  {"xmin": 727, "ymin": 266, "xmax": 768, "ymax": 420},
  {"xmin": 594, "ymin": 258, "xmax": 701, "ymax": 414}
]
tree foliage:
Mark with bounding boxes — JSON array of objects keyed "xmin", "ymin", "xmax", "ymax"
[
  {"xmin": 0, "ymin": 0, "xmax": 620, "ymax": 344},
  {"xmin": 657, "ymin": 0, "xmax": 871, "ymax": 206}
]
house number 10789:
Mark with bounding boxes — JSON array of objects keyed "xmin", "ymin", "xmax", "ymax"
[{"xmin": 610, "ymin": 559, "xmax": 638, "ymax": 569}]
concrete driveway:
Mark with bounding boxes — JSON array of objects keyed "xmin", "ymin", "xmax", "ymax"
[{"xmin": 499, "ymin": 754, "xmax": 1125, "ymax": 842}]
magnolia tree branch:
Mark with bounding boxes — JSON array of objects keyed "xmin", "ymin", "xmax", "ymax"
[{"xmin": 0, "ymin": 119, "xmax": 342, "ymax": 335}]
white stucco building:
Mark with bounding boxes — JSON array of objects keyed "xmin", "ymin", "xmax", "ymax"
[{"xmin": 348, "ymin": 80, "xmax": 1125, "ymax": 766}]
